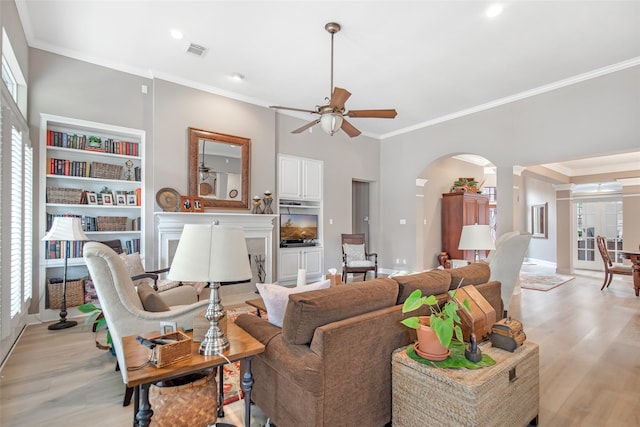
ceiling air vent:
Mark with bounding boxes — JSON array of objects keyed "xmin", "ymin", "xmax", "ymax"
[{"xmin": 186, "ymin": 43, "xmax": 207, "ymax": 56}]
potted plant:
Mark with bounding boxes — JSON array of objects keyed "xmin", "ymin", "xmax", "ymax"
[
  {"xmin": 401, "ymin": 289, "xmax": 471, "ymax": 360},
  {"xmin": 78, "ymin": 303, "xmax": 114, "ymax": 354}
]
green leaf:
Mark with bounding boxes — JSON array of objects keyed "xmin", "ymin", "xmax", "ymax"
[
  {"xmin": 401, "ymin": 289, "xmax": 424, "ymax": 313},
  {"xmin": 453, "ymin": 325, "xmax": 464, "ymax": 343},
  {"xmin": 78, "ymin": 303, "xmax": 100, "ymax": 314},
  {"xmin": 401, "ymin": 317, "xmax": 421, "ymax": 329},
  {"xmin": 423, "ymin": 295, "xmax": 438, "ymax": 306}
]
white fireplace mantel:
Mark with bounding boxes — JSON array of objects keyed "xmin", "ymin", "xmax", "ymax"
[{"xmin": 154, "ymin": 212, "xmax": 277, "ymax": 283}]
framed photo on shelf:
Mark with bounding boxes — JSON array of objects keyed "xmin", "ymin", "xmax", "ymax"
[
  {"xmin": 180, "ymin": 196, "xmax": 193, "ymax": 212},
  {"xmin": 193, "ymin": 197, "xmax": 204, "ymax": 212},
  {"xmin": 115, "ymin": 194, "xmax": 127, "ymax": 206},
  {"xmin": 86, "ymin": 192, "xmax": 98, "ymax": 205},
  {"xmin": 102, "ymin": 193, "xmax": 114, "ymax": 206},
  {"xmin": 126, "ymin": 194, "xmax": 137, "ymax": 205}
]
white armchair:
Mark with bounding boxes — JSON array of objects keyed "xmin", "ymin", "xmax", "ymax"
[
  {"xmin": 83, "ymin": 242, "xmax": 209, "ymax": 403},
  {"xmin": 487, "ymin": 232, "xmax": 532, "ymax": 316}
]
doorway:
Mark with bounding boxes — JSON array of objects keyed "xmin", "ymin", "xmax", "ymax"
[
  {"xmin": 574, "ymin": 200, "xmax": 623, "ymax": 270},
  {"xmin": 352, "ymin": 181, "xmax": 370, "ymax": 251}
]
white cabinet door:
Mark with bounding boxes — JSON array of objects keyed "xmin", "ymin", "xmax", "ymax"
[
  {"xmin": 302, "ymin": 159, "xmax": 323, "ymax": 201},
  {"xmin": 279, "ymin": 155, "xmax": 303, "ymax": 199},
  {"xmin": 278, "ymin": 247, "xmax": 324, "ymax": 282}
]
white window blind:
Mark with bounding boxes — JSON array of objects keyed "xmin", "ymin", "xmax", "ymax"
[
  {"xmin": 10, "ymin": 125, "xmax": 23, "ymax": 317},
  {"xmin": 23, "ymin": 145, "xmax": 33, "ymax": 302}
]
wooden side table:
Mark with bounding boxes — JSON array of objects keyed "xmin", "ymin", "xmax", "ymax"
[{"xmin": 392, "ymin": 341, "xmax": 539, "ymax": 427}]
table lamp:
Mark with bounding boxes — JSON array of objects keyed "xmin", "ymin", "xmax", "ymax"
[
  {"xmin": 42, "ymin": 216, "xmax": 89, "ymax": 330},
  {"xmin": 458, "ymin": 224, "xmax": 495, "ymax": 263},
  {"xmin": 169, "ymin": 222, "xmax": 251, "ymax": 356}
]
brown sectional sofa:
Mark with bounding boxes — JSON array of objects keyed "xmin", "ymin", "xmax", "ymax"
[{"xmin": 235, "ymin": 263, "xmax": 502, "ymax": 427}]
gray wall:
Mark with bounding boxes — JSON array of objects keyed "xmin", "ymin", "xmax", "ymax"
[
  {"xmin": 521, "ymin": 173, "xmax": 557, "ymax": 263},
  {"xmin": 380, "ymin": 65, "xmax": 640, "ymax": 272}
]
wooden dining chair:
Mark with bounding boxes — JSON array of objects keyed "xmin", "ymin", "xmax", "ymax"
[
  {"xmin": 596, "ymin": 235, "xmax": 632, "ymax": 290},
  {"xmin": 341, "ymin": 233, "xmax": 378, "ymax": 283}
]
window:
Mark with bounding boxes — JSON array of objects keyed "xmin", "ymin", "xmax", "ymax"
[{"xmin": 1, "ymin": 56, "xmax": 17, "ymax": 102}]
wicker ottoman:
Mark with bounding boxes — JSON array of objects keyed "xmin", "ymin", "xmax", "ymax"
[{"xmin": 392, "ymin": 341, "xmax": 539, "ymax": 427}]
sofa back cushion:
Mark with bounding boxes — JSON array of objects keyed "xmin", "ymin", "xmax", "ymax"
[
  {"xmin": 393, "ymin": 269, "xmax": 452, "ymax": 305},
  {"xmin": 447, "ymin": 262, "xmax": 491, "ymax": 290},
  {"xmin": 282, "ymin": 278, "xmax": 398, "ymax": 345}
]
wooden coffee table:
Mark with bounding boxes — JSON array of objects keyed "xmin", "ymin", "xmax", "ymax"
[{"xmin": 123, "ymin": 321, "xmax": 265, "ymax": 427}]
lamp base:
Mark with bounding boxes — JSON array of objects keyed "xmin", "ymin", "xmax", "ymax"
[{"xmin": 48, "ymin": 319, "xmax": 78, "ymax": 330}]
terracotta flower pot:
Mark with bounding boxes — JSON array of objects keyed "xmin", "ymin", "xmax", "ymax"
[{"xmin": 415, "ymin": 316, "xmax": 450, "ymax": 361}]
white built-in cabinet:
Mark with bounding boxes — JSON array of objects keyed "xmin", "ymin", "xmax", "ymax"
[
  {"xmin": 38, "ymin": 114, "xmax": 145, "ymax": 321},
  {"xmin": 278, "ymin": 155, "xmax": 323, "ymax": 201},
  {"xmin": 277, "ymin": 154, "xmax": 324, "ymax": 284}
]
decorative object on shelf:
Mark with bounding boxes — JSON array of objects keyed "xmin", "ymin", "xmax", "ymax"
[
  {"xmin": 88, "ymin": 135, "xmax": 102, "ymax": 148},
  {"xmin": 124, "ymin": 159, "xmax": 134, "ymax": 181},
  {"xmin": 401, "ymin": 289, "xmax": 470, "ymax": 361},
  {"xmin": 450, "ymin": 177, "xmax": 479, "ymax": 193},
  {"xmin": 115, "ymin": 194, "xmax": 127, "ymax": 206},
  {"xmin": 168, "ymin": 223, "xmax": 251, "ymax": 356},
  {"xmin": 42, "ymin": 217, "xmax": 89, "ymax": 330},
  {"xmin": 193, "ymin": 197, "xmax": 204, "ymax": 212},
  {"xmin": 86, "ymin": 192, "xmax": 98, "ymax": 205},
  {"xmin": 155, "ymin": 187, "xmax": 180, "ymax": 212},
  {"xmin": 458, "ymin": 224, "xmax": 495, "ymax": 263},
  {"xmin": 252, "ymin": 195, "xmax": 263, "ymax": 214},
  {"xmin": 262, "ymin": 190, "xmax": 273, "ymax": 214},
  {"xmin": 489, "ymin": 318, "xmax": 526, "ymax": 352},
  {"xmin": 180, "ymin": 196, "xmax": 194, "ymax": 212}
]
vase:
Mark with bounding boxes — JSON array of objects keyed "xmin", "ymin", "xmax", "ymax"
[{"xmin": 415, "ymin": 316, "xmax": 450, "ymax": 361}]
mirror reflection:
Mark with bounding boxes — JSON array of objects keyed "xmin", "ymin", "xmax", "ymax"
[{"xmin": 188, "ymin": 128, "xmax": 250, "ymax": 209}]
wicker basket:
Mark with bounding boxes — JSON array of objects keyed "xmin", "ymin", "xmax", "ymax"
[
  {"xmin": 47, "ymin": 278, "xmax": 85, "ymax": 309},
  {"xmin": 90, "ymin": 162, "xmax": 123, "ymax": 180},
  {"xmin": 96, "ymin": 216, "xmax": 127, "ymax": 231},
  {"xmin": 149, "ymin": 371, "xmax": 217, "ymax": 426},
  {"xmin": 149, "ymin": 331, "xmax": 192, "ymax": 368},
  {"xmin": 46, "ymin": 187, "xmax": 83, "ymax": 204}
]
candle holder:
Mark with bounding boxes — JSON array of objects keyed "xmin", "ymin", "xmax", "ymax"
[
  {"xmin": 262, "ymin": 191, "xmax": 273, "ymax": 214},
  {"xmin": 251, "ymin": 195, "xmax": 263, "ymax": 214}
]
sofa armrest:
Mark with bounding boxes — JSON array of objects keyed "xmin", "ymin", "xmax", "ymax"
[{"xmin": 235, "ymin": 313, "xmax": 282, "ymax": 346}]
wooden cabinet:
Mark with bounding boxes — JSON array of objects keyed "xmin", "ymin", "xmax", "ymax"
[
  {"xmin": 39, "ymin": 114, "xmax": 145, "ymax": 321},
  {"xmin": 278, "ymin": 247, "xmax": 323, "ymax": 282},
  {"xmin": 278, "ymin": 154, "xmax": 322, "ymax": 201},
  {"xmin": 441, "ymin": 192, "xmax": 490, "ymax": 262}
]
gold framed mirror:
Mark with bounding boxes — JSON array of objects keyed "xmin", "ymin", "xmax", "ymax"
[
  {"xmin": 531, "ymin": 202, "xmax": 548, "ymax": 238},
  {"xmin": 188, "ymin": 128, "xmax": 250, "ymax": 209}
]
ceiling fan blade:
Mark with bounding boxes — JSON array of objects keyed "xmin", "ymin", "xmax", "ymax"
[
  {"xmin": 347, "ymin": 109, "xmax": 398, "ymax": 119},
  {"xmin": 329, "ymin": 87, "xmax": 352, "ymax": 111},
  {"xmin": 270, "ymin": 105, "xmax": 318, "ymax": 114},
  {"xmin": 292, "ymin": 119, "xmax": 321, "ymax": 134},
  {"xmin": 340, "ymin": 119, "xmax": 361, "ymax": 138}
]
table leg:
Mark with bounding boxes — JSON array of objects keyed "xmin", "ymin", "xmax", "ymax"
[
  {"xmin": 133, "ymin": 385, "xmax": 140, "ymax": 427},
  {"xmin": 633, "ymin": 264, "xmax": 640, "ymax": 297},
  {"xmin": 217, "ymin": 365, "xmax": 225, "ymax": 417},
  {"xmin": 135, "ymin": 383, "xmax": 153, "ymax": 427},
  {"xmin": 242, "ymin": 356, "xmax": 255, "ymax": 427}
]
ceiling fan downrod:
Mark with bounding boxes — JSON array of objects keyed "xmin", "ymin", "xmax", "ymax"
[{"xmin": 325, "ymin": 22, "xmax": 341, "ymax": 104}]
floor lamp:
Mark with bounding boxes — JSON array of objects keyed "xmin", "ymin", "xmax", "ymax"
[
  {"xmin": 169, "ymin": 222, "xmax": 252, "ymax": 356},
  {"xmin": 42, "ymin": 216, "xmax": 89, "ymax": 330},
  {"xmin": 458, "ymin": 224, "xmax": 495, "ymax": 263}
]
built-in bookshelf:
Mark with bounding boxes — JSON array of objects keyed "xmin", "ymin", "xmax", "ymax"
[{"xmin": 38, "ymin": 114, "xmax": 145, "ymax": 321}]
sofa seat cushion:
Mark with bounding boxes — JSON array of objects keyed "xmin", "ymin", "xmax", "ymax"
[
  {"xmin": 447, "ymin": 262, "xmax": 491, "ymax": 290},
  {"xmin": 393, "ymin": 269, "xmax": 452, "ymax": 305},
  {"xmin": 283, "ymin": 278, "xmax": 398, "ymax": 345}
]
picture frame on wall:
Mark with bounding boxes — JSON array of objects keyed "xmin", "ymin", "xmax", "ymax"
[{"xmin": 180, "ymin": 196, "xmax": 193, "ymax": 212}]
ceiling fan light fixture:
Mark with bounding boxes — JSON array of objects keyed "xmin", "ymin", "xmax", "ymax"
[{"xmin": 320, "ymin": 113, "xmax": 343, "ymax": 135}]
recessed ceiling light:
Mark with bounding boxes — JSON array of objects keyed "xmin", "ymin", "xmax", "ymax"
[
  {"xmin": 170, "ymin": 29, "xmax": 184, "ymax": 40},
  {"xmin": 230, "ymin": 73, "xmax": 245, "ymax": 81},
  {"xmin": 486, "ymin": 4, "xmax": 503, "ymax": 18}
]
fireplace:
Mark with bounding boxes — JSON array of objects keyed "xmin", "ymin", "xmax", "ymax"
[{"xmin": 154, "ymin": 212, "xmax": 277, "ymax": 284}]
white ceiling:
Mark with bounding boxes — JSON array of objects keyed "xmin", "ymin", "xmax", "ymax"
[{"xmin": 15, "ymin": 1, "xmax": 640, "ymax": 174}]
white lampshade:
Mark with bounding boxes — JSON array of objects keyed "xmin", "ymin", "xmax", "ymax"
[
  {"xmin": 168, "ymin": 223, "xmax": 252, "ymax": 283},
  {"xmin": 320, "ymin": 113, "xmax": 343, "ymax": 135},
  {"xmin": 42, "ymin": 217, "xmax": 88, "ymax": 242},
  {"xmin": 458, "ymin": 224, "xmax": 495, "ymax": 251}
]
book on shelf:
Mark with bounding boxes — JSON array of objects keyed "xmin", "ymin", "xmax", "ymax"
[{"xmin": 47, "ymin": 129, "xmax": 138, "ymax": 156}]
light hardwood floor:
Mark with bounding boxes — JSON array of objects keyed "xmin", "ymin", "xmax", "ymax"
[{"xmin": 1, "ymin": 269, "xmax": 638, "ymax": 426}]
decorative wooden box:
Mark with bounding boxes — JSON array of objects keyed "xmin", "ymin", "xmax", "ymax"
[{"xmin": 148, "ymin": 331, "xmax": 192, "ymax": 368}]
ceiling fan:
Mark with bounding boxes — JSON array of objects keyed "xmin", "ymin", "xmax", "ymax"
[{"xmin": 270, "ymin": 22, "xmax": 397, "ymax": 138}]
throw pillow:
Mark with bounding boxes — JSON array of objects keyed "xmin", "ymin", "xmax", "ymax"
[
  {"xmin": 119, "ymin": 252, "xmax": 146, "ymax": 285},
  {"xmin": 256, "ymin": 280, "xmax": 331, "ymax": 328},
  {"xmin": 343, "ymin": 243, "xmax": 365, "ymax": 262},
  {"xmin": 137, "ymin": 283, "xmax": 171, "ymax": 312}
]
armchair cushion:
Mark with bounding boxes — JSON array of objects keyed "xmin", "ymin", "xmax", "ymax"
[
  {"xmin": 342, "ymin": 243, "xmax": 365, "ymax": 261},
  {"xmin": 137, "ymin": 283, "xmax": 171, "ymax": 312},
  {"xmin": 119, "ymin": 253, "xmax": 146, "ymax": 285},
  {"xmin": 347, "ymin": 260, "xmax": 375, "ymax": 267},
  {"xmin": 256, "ymin": 280, "xmax": 331, "ymax": 328}
]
